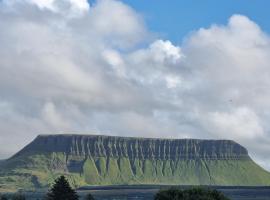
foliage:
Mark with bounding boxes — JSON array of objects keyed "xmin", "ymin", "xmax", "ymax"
[
  {"xmin": 45, "ymin": 176, "xmax": 79, "ymax": 200},
  {"xmin": 11, "ymin": 193, "xmax": 26, "ymax": 200},
  {"xmin": 0, "ymin": 194, "xmax": 8, "ymax": 200},
  {"xmin": 84, "ymin": 193, "xmax": 95, "ymax": 200},
  {"xmin": 154, "ymin": 187, "xmax": 230, "ymax": 200}
]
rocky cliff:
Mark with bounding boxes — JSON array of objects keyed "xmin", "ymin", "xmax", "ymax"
[
  {"xmin": 1, "ymin": 134, "xmax": 270, "ymax": 191},
  {"xmin": 14, "ymin": 134, "xmax": 249, "ymax": 160}
]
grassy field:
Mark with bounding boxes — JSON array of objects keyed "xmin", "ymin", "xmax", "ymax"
[
  {"xmin": 1, "ymin": 135, "xmax": 270, "ymax": 191},
  {"xmin": 1, "ymin": 152, "xmax": 270, "ymax": 191}
]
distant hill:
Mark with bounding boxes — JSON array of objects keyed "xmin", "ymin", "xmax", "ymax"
[{"xmin": 0, "ymin": 134, "xmax": 270, "ymax": 191}]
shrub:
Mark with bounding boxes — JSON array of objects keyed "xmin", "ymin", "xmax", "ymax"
[
  {"xmin": 84, "ymin": 193, "xmax": 95, "ymax": 200},
  {"xmin": 154, "ymin": 187, "xmax": 230, "ymax": 200},
  {"xmin": 11, "ymin": 193, "xmax": 26, "ymax": 200},
  {"xmin": 0, "ymin": 194, "xmax": 8, "ymax": 200}
]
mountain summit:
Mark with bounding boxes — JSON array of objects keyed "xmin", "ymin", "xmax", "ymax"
[{"xmin": 0, "ymin": 134, "xmax": 270, "ymax": 191}]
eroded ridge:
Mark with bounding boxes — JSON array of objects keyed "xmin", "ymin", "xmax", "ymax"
[{"xmin": 14, "ymin": 134, "xmax": 249, "ymax": 160}]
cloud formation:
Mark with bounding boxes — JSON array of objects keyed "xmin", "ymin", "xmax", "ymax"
[
  {"xmin": 3, "ymin": 0, "xmax": 89, "ymax": 17},
  {"xmin": 1, "ymin": 1, "xmax": 270, "ymax": 170}
]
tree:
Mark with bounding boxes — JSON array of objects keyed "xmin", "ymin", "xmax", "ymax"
[
  {"xmin": 0, "ymin": 194, "xmax": 8, "ymax": 200},
  {"xmin": 46, "ymin": 176, "xmax": 79, "ymax": 200},
  {"xmin": 154, "ymin": 188, "xmax": 183, "ymax": 200},
  {"xmin": 11, "ymin": 193, "xmax": 26, "ymax": 200},
  {"xmin": 84, "ymin": 193, "xmax": 95, "ymax": 200},
  {"xmin": 154, "ymin": 187, "xmax": 230, "ymax": 200}
]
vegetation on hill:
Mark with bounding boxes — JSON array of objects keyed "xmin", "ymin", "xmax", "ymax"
[{"xmin": 1, "ymin": 134, "xmax": 270, "ymax": 191}]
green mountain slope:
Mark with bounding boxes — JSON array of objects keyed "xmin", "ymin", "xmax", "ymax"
[{"xmin": 0, "ymin": 134, "xmax": 270, "ymax": 191}]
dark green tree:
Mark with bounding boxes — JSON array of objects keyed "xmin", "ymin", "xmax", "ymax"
[
  {"xmin": 46, "ymin": 176, "xmax": 79, "ymax": 200},
  {"xmin": 154, "ymin": 187, "xmax": 230, "ymax": 200},
  {"xmin": 0, "ymin": 194, "xmax": 8, "ymax": 200},
  {"xmin": 84, "ymin": 193, "xmax": 95, "ymax": 200},
  {"xmin": 11, "ymin": 193, "xmax": 26, "ymax": 200},
  {"xmin": 154, "ymin": 188, "xmax": 183, "ymax": 200}
]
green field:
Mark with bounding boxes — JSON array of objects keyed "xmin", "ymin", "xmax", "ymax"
[{"xmin": 1, "ymin": 152, "xmax": 270, "ymax": 192}]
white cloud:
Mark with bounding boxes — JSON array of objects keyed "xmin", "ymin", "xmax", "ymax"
[
  {"xmin": 149, "ymin": 40, "xmax": 182, "ymax": 64},
  {"xmin": 25, "ymin": 0, "xmax": 56, "ymax": 10},
  {"xmin": 3, "ymin": 0, "xmax": 89, "ymax": 16},
  {"xmin": 41, "ymin": 102, "xmax": 70, "ymax": 129},
  {"xmin": 89, "ymin": 0, "xmax": 147, "ymax": 48},
  {"xmin": 203, "ymin": 107, "xmax": 264, "ymax": 139},
  {"xmin": 129, "ymin": 40, "xmax": 182, "ymax": 68},
  {"xmin": 179, "ymin": 15, "xmax": 270, "ymax": 169},
  {"xmin": 1, "ymin": 0, "xmax": 270, "ymax": 171},
  {"xmin": 102, "ymin": 49, "xmax": 126, "ymax": 77},
  {"xmin": 165, "ymin": 75, "xmax": 181, "ymax": 89}
]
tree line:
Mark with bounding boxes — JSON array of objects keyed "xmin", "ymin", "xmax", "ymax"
[{"xmin": 0, "ymin": 175, "xmax": 230, "ymax": 200}]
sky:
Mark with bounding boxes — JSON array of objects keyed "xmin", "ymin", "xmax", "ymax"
[
  {"xmin": 1, "ymin": 0, "xmax": 270, "ymax": 170},
  {"xmin": 121, "ymin": 0, "xmax": 270, "ymax": 43}
]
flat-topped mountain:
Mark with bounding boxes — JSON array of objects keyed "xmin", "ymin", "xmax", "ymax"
[
  {"xmin": 0, "ymin": 134, "xmax": 270, "ymax": 191},
  {"xmin": 15, "ymin": 134, "xmax": 248, "ymax": 160}
]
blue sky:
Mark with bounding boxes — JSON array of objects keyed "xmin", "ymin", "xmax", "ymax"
[{"xmin": 121, "ymin": 0, "xmax": 270, "ymax": 43}]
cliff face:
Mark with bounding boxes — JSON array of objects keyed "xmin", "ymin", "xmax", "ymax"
[
  {"xmin": 15, "ymin": 134, "xmax": 248, "ymax": 160},
  {"xmin": 1, "ymin": 134, "xmax": 270, "ymax": 191}
]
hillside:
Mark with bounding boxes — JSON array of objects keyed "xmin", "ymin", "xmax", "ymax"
[{"xmin": 0, "ymin": 134, "xmax": 270, "ymax": 191}]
